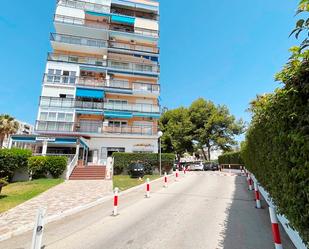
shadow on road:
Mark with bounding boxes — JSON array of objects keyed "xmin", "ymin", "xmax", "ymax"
[{"xmin": 217, "ymin": 174, "xmax": 296, "ymax": 249}]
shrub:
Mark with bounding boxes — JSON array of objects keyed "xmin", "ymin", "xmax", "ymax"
[
  {"xmin": 28, "ymin": 156, "xmax": 48, "ymax": 179},
  {"xmin": 242, "ymin": 54, "xmax": 309, "ymax": 245},
  {"xmin": 0, "ymin": 148, "xmax": 32, "ymax": 181},
  {"xmin": 46, "ymin": 156, "xmax": 67, "ymax": 178},
  {"xmin": 113, "ymin": 152, "xmax": 175, "ymax": 175},
  {"xmin": 0, "ymin": 177, "xmax": 8, "ymax": 194},
  {"xmin": 28, "ymin": 156, "xmax": 67, "ymax": 179},
  {"xmin": 218, "ymin": 151, "xmax": 243, "ymax": 165}
]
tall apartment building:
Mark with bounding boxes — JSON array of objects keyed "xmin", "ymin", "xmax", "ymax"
[{"xmin": 16, "ymin": 0, "xmax": 160, "ymax": 167}]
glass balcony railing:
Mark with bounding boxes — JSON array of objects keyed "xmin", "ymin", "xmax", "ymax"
[
  {"xmin": 104, "ymin": 102, "xmax": 160, "ymax": 113},
  {"xmin": 75, "ymin": 100, "xmax": 104, "ymax": 110},
  {"xmin": 75, "ymin": 121, "xmax": 156, "ymax": 135},
  {"xmin": 57, "ymin": 0, "xmax": 110, "ymax": 14},
  {"xmin": 42, "ymin": 73, "xmax": 159, "ymax": 93},
  {"xmin": 48, "ymin": 53, "xmax": 160, "ymax": 74},
  {"xmin": 36, "ymin": 120, "xmax": 74, "ymax": 132},
  {"xmin": 50, "ymin": 33, "xmax": 107, "ymax": 48},
  {"xmin": 39, "ymin": 97, "xmax": 103, "ymax": 110},
  {"xmin": 54, "ymin": 14, "xmax": 159, "ymax": 39}
]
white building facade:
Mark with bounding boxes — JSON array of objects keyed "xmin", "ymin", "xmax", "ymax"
[{"xmin": 31, "ymin": 0, "xmax": 161, "ymax": 166}]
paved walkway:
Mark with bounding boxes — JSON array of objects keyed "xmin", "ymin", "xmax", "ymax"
[{"xmin": 0, "ymin": 180, "xmax": 113, "ymax": 240}]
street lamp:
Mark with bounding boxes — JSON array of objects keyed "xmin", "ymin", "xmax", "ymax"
[{"xmin": 158, "ymin": 131, "xmax": 163, "ymax": 176}]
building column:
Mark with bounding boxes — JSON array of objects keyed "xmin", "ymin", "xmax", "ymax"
[{"xmin": 42, "ymin": 141, "xmax": 48, "ymax": 156}]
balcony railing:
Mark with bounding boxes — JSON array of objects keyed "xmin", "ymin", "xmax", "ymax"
[
  {"xmin": 75, "ymin": 121, "xmax": 156, "ymax": 135},
  {"xmin": 42, "ymin": 74, "xmax": 160, "ymax": 94},
  {"xmin": 54, "ymin": 14, "xmax": 159, "ymax": 39},
  {"xmin": 36, "ymin": 120, "xmax": 74, "ymax": 132},
  {"xmin": 108, "ymin": 40, "xmax": 159, "ymax": 54},
  {"xmin": 57, "ymin": 0, "xmax": 110, "ymax": 14},
  {"xmin": 104, "ymin": 102, "xmax": 160, "ymax": 113},
  {"xmin": 39, "ymin": 97, "xmax": 103, "ymax": 110},
  {"xmin": 75, "ymin": 100, "xmax": 104, "ymax": 110},
  {"xmin": 48, "ymin": 53, "xmax": 160, "ymax": 74},
  {"xmin": 50, "ymin": 33, "xmax": 107, "ymax": 48}
]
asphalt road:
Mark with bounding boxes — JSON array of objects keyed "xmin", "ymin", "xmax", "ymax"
[{"xmin": 0, "ymin": 171, "xmax": 296, "ymax": 249}]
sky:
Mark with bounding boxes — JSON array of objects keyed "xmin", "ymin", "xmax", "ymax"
[{"xmin": 0, "ymin": 0, "xmax": 298, "ymax": 125}]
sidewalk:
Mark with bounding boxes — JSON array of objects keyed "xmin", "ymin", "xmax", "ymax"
[{"xmin": 0, "ymin": 180, "xmax": 113, "ymax": 241}]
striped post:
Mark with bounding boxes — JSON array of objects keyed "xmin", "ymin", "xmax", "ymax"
[
  {"xmin": 269, "ymin": 207, "xmax": 283, "ymax": 249},
  {"xmin": 113, "ymin": 187, "xmax": 119, "ymax": 216},
  {"xmin": 164, "ymin": 172, "xmax": 168, "ymax": 188},
  {"xmin": 247, "ymin": 175, "xmax": 253, "ymax": 191},
  {"xmin": 31, "ymin": 208, "xmax": 46, "ymax": 249},
  {"xmin": 146, "ymin": 178, "xmax": 150, "ymax": 198},
  {"xmin": 175, "ymin": 169, "xmax": 179, "ymax": 181},
  {"xmin": 254, "ymin": 182, "xmax": 261, "ymax": 209}
]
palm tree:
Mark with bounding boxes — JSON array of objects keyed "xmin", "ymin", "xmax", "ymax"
[{"xmin": 0, "ymin": 114, "xmax": 19, "ymax": 148}]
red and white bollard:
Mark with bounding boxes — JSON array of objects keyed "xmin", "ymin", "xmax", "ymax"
[
  {"xmin": 175, "ymin": 169, "xmax": 179, "ymax": 181},
  {"xmin": 269, "ymin": 207, "xmax": 283, "ymax": 249},
  {"xmin": 254, "ymin": 182, "xmax": 261, "ymax": 209},
  {"xmin": 183, "ymin": 167, "xmax": 186, "ymax": 175},
  {"xmin": 113, "ymin": 187, "xmax": 119, "ymax": 216},
  {"xmin": 164, "ymin": 172, "xmax": 168, "ymax": 188},
  {"xmin": 146, "ymin": 178, "xmax": 150, "ymax": 198},
  {"xmin": 247, "ymin": 175, "xmax": 253, "ymax": 191}
]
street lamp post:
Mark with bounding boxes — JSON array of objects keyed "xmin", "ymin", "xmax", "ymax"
[{"xmin": 158, "ymin": 131, "xmax": 163, "ymax": 176}]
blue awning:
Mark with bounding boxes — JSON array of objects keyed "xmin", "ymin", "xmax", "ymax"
[
  {"xmin": 76, "ymin": 88, "xmax": 105, "ymax": 99},
  {"xmin": 104, "ymin": 111, "xmax": 133, "ymax": 119},
  {"xmin": 111, "ymin": 15, "xmax": 135, "ymax": 25},
  {"xmin": 85, "ymin": 11, "xmax": 111, "ymax": 18},
  {"xmin": 80, "ymin": 66, "xmax": 106, "ymax": 73},
  {"xmin": 134, "ymin": 113, "xmax": 160, "ymax": 119},
  {"xmin": 76, "ymin": 109, "xmax": 104, "ymax": 115}
]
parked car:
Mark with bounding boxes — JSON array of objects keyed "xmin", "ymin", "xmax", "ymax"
[
  {"xmin": 189, "ymin": 161, "xmax": 204, "ymax": 171},
  {"xmin": 203, "ymin": 162, "xmax": 219, "ymax": 171},
  {"xmin": 128, "ymin": 163, "xmax": 145, "ymax": 178}
]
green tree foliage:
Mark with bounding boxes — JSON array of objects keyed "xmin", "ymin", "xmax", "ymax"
[
  {"xmin": 159, "ymin": 107, "xmax": 194, "ymax": 159},
  {"xmin": 218, "ymin": 151, "xmax": 243, "ymax": 165},
  {"xmin": 113, "ymin": 152, "xmax": 175, "ymax": 175},
  {"xmin": 189, "ymin": 98, "xmax": 244, "ymax": 160},
  {"xmin": 0, "ymin": 114, "xmax": 19, "ymax": 148},
  {"xmin": 290, "ymin": 0, "xmax": 309, "ymax": 51},
  {"xmin": 0, "ymin": 148, "xmax": 32, "ymax": 181},
  {"xmin": 242, "ymin": 48, "xmax": 309, "ymax": 245}
]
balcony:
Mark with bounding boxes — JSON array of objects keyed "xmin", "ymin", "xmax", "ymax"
[
  {"xmin": 48, "ymin": 53, "xmax": 160, "ymax": 75},
  {"xmin": 50, "ymin": 33, "xmax": 108, "ymax": 54},
  {"xmin": 42, "ymin": 74, "xmax": 159, "ymax": 95},
  {"xmin": 40, "ymin": 96, "xmax": 75, "ymax": 108},
  {"xmin": 75, "ymin": 121, "xmax": 156, "ymax": 135},
  {"xmin": 36, "ymin": 120, "xmax": 74, "ymax": 133},
  {"xmin": 75, "ymin": 100, "xmax": 104, "ymax": 110},
  {"xmin": 53, "ymin": 13, "xmax": 159, "ymax": 40},
  {"xmin": 104, "ymin": 102, "xmax": 160, "ymax": 113},
  {"xmin": 57, "ymin": 0, "xmax": 110, "ymax": 14}
]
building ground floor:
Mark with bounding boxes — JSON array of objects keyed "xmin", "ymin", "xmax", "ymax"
[{"xmin": 10, "ymin": 133, "xmax": 159, "ymax": 167}]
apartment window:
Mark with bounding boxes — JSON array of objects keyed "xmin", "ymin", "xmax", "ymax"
[
  {"xmin": 109, "ymin": 120, "xmax": 128, "ymax": 127},
  {"xmin": 68, "ymin": 56, "xmax": 78, "ymax": 63},
  {"xmin": 48, "ymin": 112, "xmax": 57, "ymax": 120},
  {"xmin": 40, "ymin": 112, "xmax": 48, "ymax": 120},
  {"xmin": 57, "ymin": 113, "xmax": 65, "ymax": 121},
  {"xmin": 108, "ymin": 99, "xmax": 128, "ymax": 105}
]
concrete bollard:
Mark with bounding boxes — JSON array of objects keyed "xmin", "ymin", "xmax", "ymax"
[
  {"xmin": 146, "ymin": 178, "xmax": 150, "ymax": 198},
  {"xmin": 269, "ymin": 207, "xmax": 283, "ymax": 249},
  {"xmin": 113, "ymin": 187, "xmax": 119, "ymax": 216},
  {"xmin": 254, "ymin": 182, "xmax": 261, "ymax": 209},
  {"xmin": 31, "ymin": 208, "xmax": 46, "ymax": 249},
  {"xmin": 164, "ymin": 172, "xmax": 168, "ymax": 188}
]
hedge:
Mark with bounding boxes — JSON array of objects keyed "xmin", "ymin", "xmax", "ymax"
[
  {"xmin": 241, "ymin": 55, "xmax": 309, "ymax": 245},
  {"xmin": 218, "ymin": 151, "xmax": 243, "ymax": 165},
  {"xmin": 113, "ymin": 152, "xmax": 175, "ymax": 175},
  {"xmin": 28, "ymin": 156, "xmax": 67, "ymax": 179},
  {"xmin": 0, "ymin": 148, "xmax": 32, "ymax": 181}
]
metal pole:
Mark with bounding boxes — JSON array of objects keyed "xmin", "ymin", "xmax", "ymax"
[{"xmin": 159, "ymin": 137, "xmax": 162, "ymax": 176}]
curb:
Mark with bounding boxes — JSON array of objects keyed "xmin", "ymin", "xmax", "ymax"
[{"xmin": 0, "ymin": 174, "xmax": 175, "ymax": 242}]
